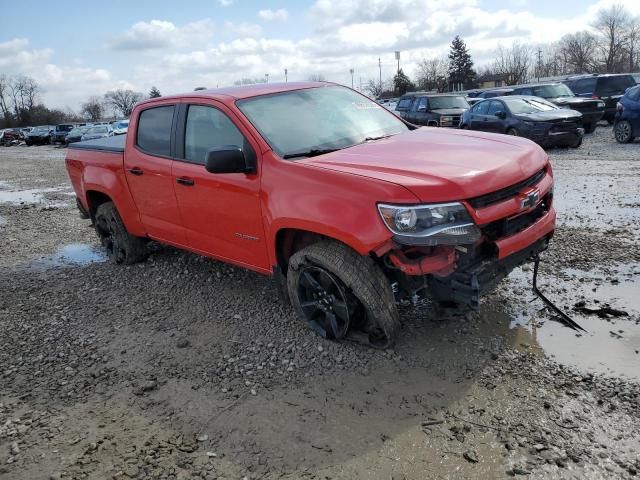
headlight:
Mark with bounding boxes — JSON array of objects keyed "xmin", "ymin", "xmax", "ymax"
[
  {"xmin": 597, "ymin": 102, "xmax": 605, "ymax": 108},
  {"xmin": 377, "ymin": 202, "xmax": 481, "ymax": 246}
]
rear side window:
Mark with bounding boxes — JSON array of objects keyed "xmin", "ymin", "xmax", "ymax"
[
  {"xmin": 598, "ymin": 75, "xmax": 636, "ymax": 96},
  {"xmin": 570, "ymin": 78, "xmax": 597, "ymax": 94},
  {"xmin": 472, "ymin": 101, "xmax": 490, "ymax": 114},
  {"xmin": 396, "ymin": 97, "xmax": 414, "ymax": 110},
  {"xmin": 184, "ymin": 105, "xmax": 245, "ymax": 164},
  {"xmin": 136, "ymin": 105, "xmax": 175, "ymax": 156},
  {"xmin": 415, "ymin": 97, "xmax": 428, "ymax": 110}
]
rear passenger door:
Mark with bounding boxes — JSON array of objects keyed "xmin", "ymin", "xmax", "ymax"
[
  {"xmin": 124, "ymin": 104, "xmax": 187, "ymax": 245},
  {"xmin": 171, "ymin": 101, "xmax": 269, "ymax": 272}
]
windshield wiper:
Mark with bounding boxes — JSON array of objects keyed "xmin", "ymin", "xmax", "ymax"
[
  {"xmin": 282, "ymin": 148, "xmax": 341, "ymax": 159},
  {"xmin": 362, "ymin": 134, "xmax": 394, "ymax": 142}
]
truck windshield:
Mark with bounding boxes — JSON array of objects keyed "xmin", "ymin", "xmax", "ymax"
[{"xmin": 237, "ymin": 86, "xmax": 408, "ymax": 159}]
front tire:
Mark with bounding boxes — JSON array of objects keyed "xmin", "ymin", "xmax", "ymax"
[
  {"xmin": 287, "ymin": 241, "xmax": 400, "ymax": 348},
  {"xmin": 584, "ymin": 122, "xmax": 597, "ymax": 134},
  {"xmin": 614, "ymin": 120, "xmax": 634, "ymax": 144},
  {"xmin": 94, "ymin": 202, "xmax": 148, "ymax": 264},
  {"xmin": 506, "ymin": 127, "xmax": 519, "ymax": 136}
]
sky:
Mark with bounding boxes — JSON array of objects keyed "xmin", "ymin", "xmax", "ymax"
[{"xmin": 2, "ymin": 0, "xmax": 639, "ymax": 111}]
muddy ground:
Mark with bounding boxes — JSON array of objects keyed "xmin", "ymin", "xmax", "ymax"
[{"xmin": 1, "ymin": 126, "xmax": 639, "ymax": 480}]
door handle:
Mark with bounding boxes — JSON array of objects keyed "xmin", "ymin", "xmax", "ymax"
[
  {"xmin": 176, "ymin": 177, "xmax": 195, "ymax": 186},
  {"xmin": 128, "ymin": 167, "xmax": 143, "ymax": 176}
]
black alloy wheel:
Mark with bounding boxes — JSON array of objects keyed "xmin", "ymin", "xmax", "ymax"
[{"xmin": 296, "ymin": 266, "xmax": 351, "ymax": 340}]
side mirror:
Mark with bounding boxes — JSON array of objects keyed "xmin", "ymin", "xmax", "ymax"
[
  {"xmin": 417, "ymin": 105, "xmax": 426, "ymax": 111},
  {"xmin": 205, "ymin": 146, "xmax": 254, "ymax": 174},
  {"xmin": 495, "ymin": 111, "xmax": 507, "ymax": 119}
]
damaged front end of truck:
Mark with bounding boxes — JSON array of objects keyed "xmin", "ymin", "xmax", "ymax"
[{"xmin": 374, "ymin": 167, "xmax": 555, "ymax": 308}]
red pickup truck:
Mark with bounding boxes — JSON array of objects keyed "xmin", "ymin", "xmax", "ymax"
[{"xmin": 66, "ymin": 82, "xmax": 555, "ymax": 347}]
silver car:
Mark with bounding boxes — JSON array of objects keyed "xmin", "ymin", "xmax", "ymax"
[{"xmin": 81, "ymin": 125, "xmax": 114, "ymax": 141}]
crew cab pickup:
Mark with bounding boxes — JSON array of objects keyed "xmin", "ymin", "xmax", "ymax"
[{"xmin": 66, "ymin": 82, "xmax": 555, "ymax": 347}]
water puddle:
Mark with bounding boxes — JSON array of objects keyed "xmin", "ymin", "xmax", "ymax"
[
  {"xmin": 494, "ymin": 264, "xmax": 640, "ymax": 380},
  {"xmin": 0, "ymin": 181, "xmax": 70, "ymax": 206},
  {"xmin": 18, "ymin": 244, "xmax": 107, "ymax": 271}
]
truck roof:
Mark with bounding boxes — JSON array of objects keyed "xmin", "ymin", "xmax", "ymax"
[{"xmin": 137, "ymin": 81, "xmax": 330, "ymax": 107}]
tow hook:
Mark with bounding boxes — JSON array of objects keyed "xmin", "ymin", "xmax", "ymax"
[{"xmin": 531, "ymin": 255, "xmax": 587, "ymax": 332}]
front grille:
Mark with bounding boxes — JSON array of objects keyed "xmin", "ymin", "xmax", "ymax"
[
  {"xmin": 550, "ymin": 119, "xmax": 581, "ymax": 133},
  {"xmin": 481, "ymin": 194, "xmax": 551, "ymax": 241},
  {"xmin": 467, "ymin": 168, "xmax": 546, "ymax": 209},
  {"xmin": 440, "ymin": 115, "xmax": 461, "ymax": 127}
]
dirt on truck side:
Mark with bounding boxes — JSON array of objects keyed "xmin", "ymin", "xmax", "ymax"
[{"xmin": 1, "ymin": 126, "xmax": 640, "ymax": 480}]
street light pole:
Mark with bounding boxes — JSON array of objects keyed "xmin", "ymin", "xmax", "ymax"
[
  {"xmin": 284, "ymin": 68, "xmax": 288, "ymax": 82},
  {"xmin": 265, "ymin": 73, "xmax": 269, "ymax": 83},
  {"xmin": 395, "ymin": 51, "xmax": 400, "ymax": 75},
  {"xmin": 378, "ymin": 57, "xmax": 382, "ymax": 91},
  {"xmin": 349, "ymin": 68, "xmax": 354, "ymax": 88}
]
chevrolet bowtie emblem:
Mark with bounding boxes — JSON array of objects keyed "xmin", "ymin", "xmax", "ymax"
[{"xmin": 520, "ymin": 191, "xmax": 540, "ymax": 210}]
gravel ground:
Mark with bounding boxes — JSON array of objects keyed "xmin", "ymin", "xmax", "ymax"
[{"xmin": 1, "ymin": 126, "xmax": 639, "ymax": 480}]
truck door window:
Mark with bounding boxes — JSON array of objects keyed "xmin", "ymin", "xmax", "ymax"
[
  {"xmin": 416, "ymin": 97, "xmax": 428, "ymax": 111},
  {"xmin": 136, "ymin": 105, "xmax": 175, "ymax": 157},
  {"xmin": 473, "ymin": 101, "xmax": 490, "ymax": 115},
  {"xmin": 487, "ymin": 101, "xmax": 503, "ymax": 115},
  {"xmin": 184, "ymin": 105, "xmax": 245, "ymax": 164}
]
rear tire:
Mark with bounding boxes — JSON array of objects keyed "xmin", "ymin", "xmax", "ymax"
[
  {"xmin": 614, "ymin": 120, "xmax": 634, "ymax": 144},
  {"xmin": 94, "ymin": 202, "xmax": 148, "ymax": 264},
  {"xmin": 287, "ymin": 241, "xmax": 400, "ymax": 348}
]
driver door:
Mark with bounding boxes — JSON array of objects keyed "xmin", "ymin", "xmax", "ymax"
[{"xmin": 171, "ymin": 101, "xmax": 269, "ymax": 272}]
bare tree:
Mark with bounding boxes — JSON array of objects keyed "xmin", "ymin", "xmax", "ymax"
[
  {"xmin": 491, "ymin": 42, "xmax": 533, "ymax": 85},
  {"xmin": 7, "ymin": 75, "xmax": 39, "ymax": 123},
  {"xmin": 593, "ymin": 4, "xmax": 632, "ymax": 72},
  {"xmin": 364, "ymin": 79, "xmax": 384, "ymax": 98},
  {"xmin": 0, "ymin": 74, "xmax": 11, "ymax": 121},
  {"xmin": 104, "ymin": 89, "xmax": 144, "ymax": 118},
  {"xmin": 81, "ymin": 96, "xmax": 105, "ymax": 122},
  {"xmin": 307, "ymin": 73, "xmax": 326, "ymax": 82},
  {"xmin": 626, "ymin": 18, "xmax": 640, "ymax": 72},
  {"xmin": 415, "ymin": 57, "xmax": 449, "ymax": 92},
  {"xmin": 558, "ymin": 31, "xmax": 598, "ymax": 73}
]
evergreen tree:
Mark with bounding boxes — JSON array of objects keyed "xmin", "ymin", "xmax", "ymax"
[
  {"xmin": 393, "ymin": 68, "xmax": 414, "ymax": 95},
  {"xmin": 447, "ymin": 36, "xmax": 476, "ymax": 89},
  {"xmin": 149, "ymin": 86, "xmax": 162, "ymax": 98}
]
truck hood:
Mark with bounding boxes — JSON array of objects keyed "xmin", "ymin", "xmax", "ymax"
[{"xmin": 301, "ymin": 128, "xmax": 548, "ymax": 203}]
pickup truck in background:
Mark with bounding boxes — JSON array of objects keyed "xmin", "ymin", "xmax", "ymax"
[{"xmin": 66, "ymin": 82, "xmax": 555, "ymax": 348}]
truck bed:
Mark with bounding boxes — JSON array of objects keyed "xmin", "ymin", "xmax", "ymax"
[{"xmin": 68, "ymin": 135, "xmax": 125, "ymax": 153}]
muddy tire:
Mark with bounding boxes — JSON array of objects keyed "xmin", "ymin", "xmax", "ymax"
[
  {"xmin": 94, "ymin": 202, "xmax": 148, "ymax": 264},
  {"xmin": 287, "ymin": 241, "xmax": 400, "ymax": 348}
]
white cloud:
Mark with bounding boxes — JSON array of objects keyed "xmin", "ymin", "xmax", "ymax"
[
  {"xmin": 110, "ymin": 19, "xmax": 214, "ymax": 50},
  {"xmin": 217, "ymin": 0, "xmax": 233, "ymax": 5},
  {"xmin": 224, "ymin": 21, "xmax": 263, "ymax": 37},
  {"xmin": 258, "ymin": 8, "xmax": 289, "ymax": 22}
]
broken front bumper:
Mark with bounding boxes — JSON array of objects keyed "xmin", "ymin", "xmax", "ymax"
[{"xmin": 428, "ymin": 207, "xmax": 555, "ymax": 307}]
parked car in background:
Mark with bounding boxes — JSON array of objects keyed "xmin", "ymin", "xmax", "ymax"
[
  {"xmin": 563, "ymin": 74, "xmax": 637, "ymax": 123},
  {"xmin": 467, "ymin": 97, "xmax": 484, "ymax": 106},
  {"xmin": 0, "ymin": 128, "xmax": 23, "ymax": 146},
  {"xmin": 511, "ymin": 82, "xmax": 604, "ymax": 133},
  {"xmin": 461, "ymin": 96, "xmax": 584, "ymax": 148},
  {"xmin": 52, "ymin": 123, "xmax": 76, "ymax": 145},
  {"xmin": 112, "ymin": 120, "xmax": 129, "ymax": 135},
  {"xmin": 25, "ymin": 126, "xmax": 54, "ymax": 146},
  {"xmin": 65, "ymin": 127, "xmax": 90, "ymax": 146},
  {"xmin": 613, "ymin": 84, "xmax": 640, "ymax": 143},
  {"xmin": 80, "ymin": 125, "xmax": 113, "ymax": 141},
  {"xmin": 477, "ymin": 88, "xmax": 514, "ymax": 99},
  {"xmin": 395, "ymin": 93, "xmax": 469, "ymax": 127}
]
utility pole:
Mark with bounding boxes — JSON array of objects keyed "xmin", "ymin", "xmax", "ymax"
[
  {"xmin": 265, "ymin": 73, "xmax": 269, "ymax": 83},
  {"xmin": 284, "ymin": 68, "xmax": 288, "ymax": 82},
  {"xmin": 378, "ymin": 57, "xmax": 382, "ymax": 92},
  {"xmin": 537, "ymin": 48, "xmax": 543, "ymax": 82},
  {"xmin": 349, "ymin": 68, "xmax": 354, "ymax": 88},
  {"xmin": 395, "ymin": 51, "xmax": 400, "ymax": 76}
]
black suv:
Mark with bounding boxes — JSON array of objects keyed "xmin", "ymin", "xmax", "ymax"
[
  {"xmin": 563, "ymin": 74, "xmax": 637, "ymax": 123},
  {"xmin": 510, "ymin": 82, "xmax": 604, "ymax": 133},
  {"xmin": 395, "ymin": 93, "xmax": 469, "ymax": 127},
  {"xmin": 52, "ymin": 124, "xmax": 76, "ymax": 145}
]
